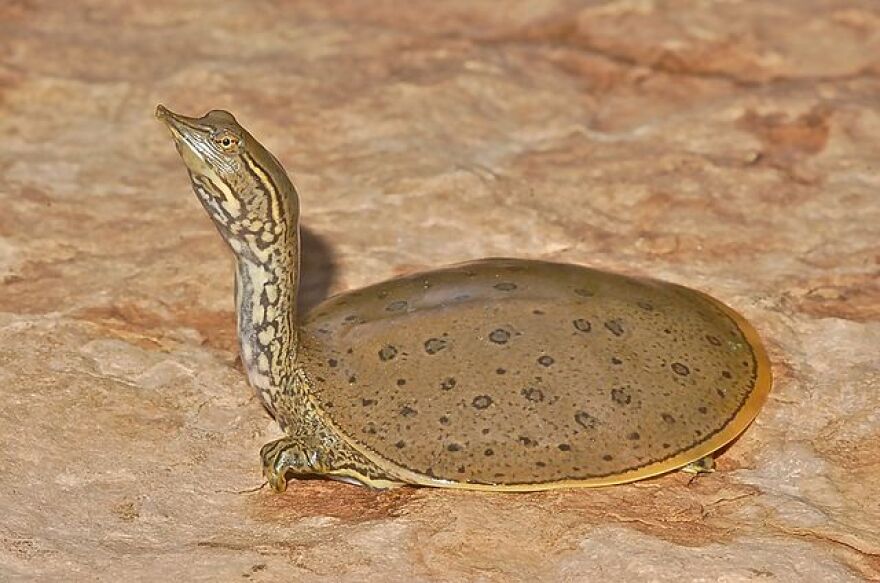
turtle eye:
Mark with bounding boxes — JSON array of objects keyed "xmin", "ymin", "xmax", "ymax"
[{"xmin": 213, "ymin": 131, "xmax": 240, "ymax": 153}]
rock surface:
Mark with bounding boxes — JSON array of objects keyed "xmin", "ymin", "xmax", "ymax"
[{"xmin": 1, "ymin": 0, "xmax": 878, "ymax": 580}]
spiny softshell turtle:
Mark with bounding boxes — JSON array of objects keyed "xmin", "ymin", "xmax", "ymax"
[{"xmin": 156, "ymin": 105, "xmax": 772, "ymax": 492}]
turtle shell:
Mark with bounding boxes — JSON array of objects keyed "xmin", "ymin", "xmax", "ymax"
[{"xmin": 297, "ymin": 258, "xmax": 771, "ymax": 489}]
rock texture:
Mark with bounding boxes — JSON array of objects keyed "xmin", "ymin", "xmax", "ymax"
[{"xmin": 1, "ymin": 0, "xmax": 879, "ymax": 580}]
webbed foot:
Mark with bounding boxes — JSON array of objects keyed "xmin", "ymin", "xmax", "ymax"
[{"xmin": 260, "ymin": 436, "xmax": 328, "ymax": 492}]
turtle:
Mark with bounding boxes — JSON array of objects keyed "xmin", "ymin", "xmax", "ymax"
[{"xmin": 156, "ymin": 105, "xmax": 772, "ymax": 492}]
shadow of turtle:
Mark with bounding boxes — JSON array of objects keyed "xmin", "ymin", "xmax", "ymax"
[{"xmin": 297, "ymin": 225, "xmax": 337, "ymax": 316}]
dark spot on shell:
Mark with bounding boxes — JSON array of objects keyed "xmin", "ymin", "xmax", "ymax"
[
  {"xmin": 424, "ymin": 338, "xmax": 448, "ymax": 354},
  {"xmin": 611, "ymin": 387, "xmax": 632, "ymax": 405},
  {"xmin": 344, "ymin": 314, "xmax": 358, "ymax": 322},
  {"xmin": 472, "ymin": 395, "xmax": 493, "ymax": 410},
  {"xmin": 361, "ymin": 398, "xmax": 376, "ymax": 406},
  {"xmin": 327, "ymin": 358, "xmax": 338, "ymax": 368},
  {"xmin": 574, "ymin": 411, "xmax": 598, "ymax": 430},
  {"xmin": 574, "ymin": 288, "xmax": 594, "ymax": 298},
  {"xmin": 662, "ymin": 413, "xmax": 676, "ymax": 424},
  {"xmin": 378, "ymin": 345, "xmax": 398, "ymax": 361},
  {"xmin": 533, "ymin": 309, "xmax": 545, "ymax": 315},
  {"xmin": 602, "ymin": 454, "xmax": 613, "ymax": 461},
  {"xmin": 496, "ymin": 367, "xmax": 506, "ymax": 375},
  {"xmin": 536, "ymin": 461, "xmax": 546, "ymax": 467},
  {"xmin": 558, "ymin": 443, "xmax": 571, "ymax": 451},
  {"xmin": 489, "ymin": 328, "xmax": 511, "ymax": 344},
  {"xmin": 315, "ymin": 376, "xmax": 326, "ymax": 383},
  {"xmin": 662, "ymin": 443, "xmax": 671, "ymax": 449},
  {"xmin": 362, "ymin": 423, "xmax": 377, "ymax": 435},
  {"xmin": 494, "ymin": 282, "xmax": 517, "ymax": 291},
  {"xmin": 637, "ymin": 301, "xmax": 654, "ymax": 311},
  {"xmin": 663, "ymin": 328, "xmax": 672, "ymax": 334},
  {"xmin": 439, "ymin": 415, "xmax": 450, "ymax": 425},
  {"xmin": 721, "ymin": 370, "xmax": 732, "ymax": 379},
  {"xmin": 706, "ymin": 334, "xmax": 722, "ymax": 346},
  {"xmin": 716, "ymin": 388, "xmax": 726, "ymax": 398},
  {"xmin": 604, "ymin": 319, "xmax": 625, "ymax": 337},
  {"xmin": 396, "ymin": 378, "xmax": 407, "ymax": 386},
  {"xmin": 395, "ymin": 440, "xmax": 406, "ymax": 449},
  {"xmin": 537, "ymin": 355, "xmax": 555, "ymax": 367},
  {"xmin": 698, "ymin": 406, "xmax": 708, "ymax": 414},
  {"xmin": 484, "ymin": 448, "xmax": 494, "ymax": 456},
  {"xmin": 671, "ymin": 362, "xmax": 690, "ymax": 376},
  {"xmin": 611, "ymin": 356, "xmax": 622, "ymax": 365},
  {"xmin": 572, "ymin": 318, "xmax": 592, "ymax": 333},
  {"xmin": 522, "ymin": 387, "xmax": 545, "ymax": 402},
  {"xmin": 627, "ymin": 432, "xmax": 641, "ymax": 441},
  {"xmin": 386, "ymin": 300, "xmax": 408, "ymax": 312},
  {"xmin": 400, "ymin": 405, "xmax": 417, "ymax": 417},
  {"xmin": 346, "ymin": 348, "xmax": 353, "ymax": 354},
  {"xmin": 440, "ymin": 377, "xmax": 457, "ymax": 390},
  {"xmin": 446, "ymin": 443, "xmax": 461, "ymax": 452}
]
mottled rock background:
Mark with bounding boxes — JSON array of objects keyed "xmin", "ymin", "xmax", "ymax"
[{"xmin": 1, "ymin": 0, "xmax": 879, "ymax": 581}]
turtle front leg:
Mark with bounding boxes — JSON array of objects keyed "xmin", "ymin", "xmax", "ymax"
[
  {"xmin": 260, "ymin": 434, "xmax": 406, "ymax": 492},
  {"xmin": 260, "ymin": 435, "xmax": 331, "ymax": 492}
]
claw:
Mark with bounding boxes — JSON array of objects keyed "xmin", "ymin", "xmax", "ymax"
[{"xmin": 266, "ymin": 467, "xmax": 289, "ymax": 493}]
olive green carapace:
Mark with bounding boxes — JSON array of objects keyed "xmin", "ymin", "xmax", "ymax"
[
  {"xmin": 300, "ymin": 259, "xmax": 768, "ymax": 487},
  {"xmin": 157, "ymin": 105, "xmax": 772, "ymax": 492}
]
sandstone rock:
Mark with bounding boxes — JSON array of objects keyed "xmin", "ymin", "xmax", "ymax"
[{"xmin": 1, "ymin": 1, "xmax": 878, "ymax": 580}]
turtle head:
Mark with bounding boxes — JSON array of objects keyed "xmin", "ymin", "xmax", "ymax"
[{"xmin": 156, "ymin": 105, "xmax": 298, "ymax": 257}]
